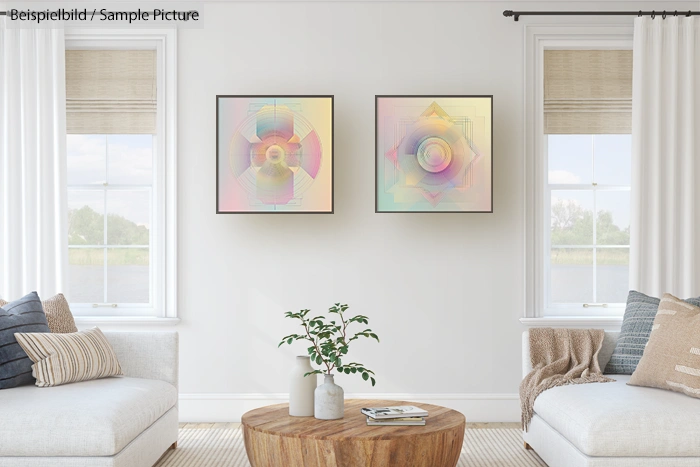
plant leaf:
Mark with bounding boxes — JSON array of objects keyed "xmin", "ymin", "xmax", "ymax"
[{"xmin": 362, "ymin": 372, "xmax": 369, "ymax": 381}]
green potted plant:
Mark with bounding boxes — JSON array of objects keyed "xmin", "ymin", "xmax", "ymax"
[{"xmin": 279, "ymin": 303, "xmax": 380, "ymax": 420}]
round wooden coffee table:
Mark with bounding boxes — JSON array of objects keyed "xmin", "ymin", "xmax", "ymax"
[{"xmin": 242, "ymin": 399, "xmax": 465, "ymax": 467}]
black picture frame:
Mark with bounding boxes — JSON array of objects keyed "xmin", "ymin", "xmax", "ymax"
[
  {"xmin": 216, "ymin": 95, "xmax": 334, "ymax": 214},
  {"xmin": 375, "ymin": 95, "xmax": 494, "ymax": 213}
]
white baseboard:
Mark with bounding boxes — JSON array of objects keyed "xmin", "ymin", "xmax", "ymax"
[{"xmin": 178, "ymin": 393, "xmax": 520, "ymax": 423}]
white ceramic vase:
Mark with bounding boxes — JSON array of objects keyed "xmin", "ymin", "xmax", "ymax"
[
  {"xmin": 289, "ymin": 356, "xmax": 317, "ymax": 417},
  {"xmin": 314, "ymin": 374, "xmax": 344, "ymax": 420}
]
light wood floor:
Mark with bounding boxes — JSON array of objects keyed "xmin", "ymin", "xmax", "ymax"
[{"xmin": 180, "ymin": 422, "xmax": 520, "ymax": 429}]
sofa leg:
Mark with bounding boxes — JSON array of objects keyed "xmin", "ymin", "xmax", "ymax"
[
  {"xmin": 524, "ymin": 442, "xmax": 532, "ymax": 450},
  {"xmin": 170, "ymin": 442, "xmax": 177, "ymax": 450}
]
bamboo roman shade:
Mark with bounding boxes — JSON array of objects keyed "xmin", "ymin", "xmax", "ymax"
[
  {"xmin": 544, "ymin": 50, "xmax": 632, "ymax": 134},
  {"xmin": 66, "ymin": 50, "xmax": 156, "ymax": 134}
]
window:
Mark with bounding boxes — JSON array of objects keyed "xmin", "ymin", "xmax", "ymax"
[
  {"xmin": 523, "ymin": 26, "xmax": 634, "ymax": 321},
  {"xmin": 67, "ymin": 134, "xmax": 154, "ymax": 308},
  {"xmin": 65, "ymin": 30, "xmax": 177, "ymax": 319},
  {"xmin": 547, "ymin": 134, "xmax": 631, "ymax": 312}
]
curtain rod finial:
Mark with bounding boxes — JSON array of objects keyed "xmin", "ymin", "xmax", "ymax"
[{"xmin": 503, "ymin": 10, "xmax": 520, "ymax": 21}]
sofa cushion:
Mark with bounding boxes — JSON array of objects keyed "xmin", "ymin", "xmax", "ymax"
[
  {"xmin": 0, "ymin": 376, "xmax": 177, "ymax": 456},
  {"xmin": 605, "ymin": 291, "xmax": 700, "ymax": 375},
  {"xmin": 0, "ymin": 292, "xmax": 51, "ymax": 389},
  {"xmin": 533, "ymin": 374, "xmax": 700, "ymax": 457},
  {"xmin": 629, "ymin": 293, "xmax": 700, "ymax": 399},
  {"xmin": 40, "ymin": 293, "xmax": 78, "ymax": 333},
  {"xmin": 16, "ymin": 327, "xmax": 123, "ymax": 387}
]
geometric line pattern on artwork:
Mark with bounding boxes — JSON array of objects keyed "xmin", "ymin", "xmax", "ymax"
[
  {"xmin": 384, "ymin": 101, "xmax": 482, "ymax": 208},
  {"xmin": 229, "ymin": 100, "xmax": 323, "ymax": 207}
]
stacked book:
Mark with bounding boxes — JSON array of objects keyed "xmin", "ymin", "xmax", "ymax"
[{"xmin": 361, "ymin": 405, "xmax": 428, "ymax": 426}]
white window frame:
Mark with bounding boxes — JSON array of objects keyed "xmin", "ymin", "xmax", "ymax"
[
  {"xmin": 65, "ymin": 29, "xmax": 178, "ymax": 323},
  {"xmin": 522, "ymin": 25, "xmax": 632, "ymax": 328}
]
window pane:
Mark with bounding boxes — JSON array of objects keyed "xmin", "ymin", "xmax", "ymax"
[
  {"xmin": 597, "ymin": 248, "xmax": 630, "ymax": 303},
  {"xmin": 107, "ymin": 248, "xmax": 149, "ymax": 304},
  {"xmin": 551, "ymin": 248, "xmax": 593, "ymax": 303},
  {"xmin": 596, "ymin": 191, "xmax": 630, "ymax": 245},
  {"xmin": 107, "ymin": 135, "xmax": 153, "ymax": 185},
  {"xmin": 67, "ymin": 135, "xmax": 106, "ymax": 185},
  {"xmin": 68, "ymin": 191, "xmax": 104, "ymax": 245},
  {"xmin": 594, "ymin": 135, "xmax": 631, "ymax": 185},
  {"xmin": 106, "ymin": 191, "xmax": 150, "ymax": 245},
  {"xmin": 68, "ymin": 248, "xmax": 104, "ymax": 303},
  {"xmin": 551, "ymin": 190, "xmax": 593, "ymax": 245},
  {"xmin": 548, "ymin": 135, "xmax": 592, "ymax": 184}
]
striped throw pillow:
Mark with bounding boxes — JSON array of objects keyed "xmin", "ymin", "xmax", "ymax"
[
  {"xmin": 0, "ymin": 293, "xmax": 77, "ymax": 334},
  {"xmin": 14, "ymin": 327, "xmax": 123, "ymax": 387},
  {"xmin": 629, "ymin": 294, "xmax": 700, "ymax": 399},
  {"xmin": 0, "ymin": 292, "xmax": 51, "ymax": 389}
]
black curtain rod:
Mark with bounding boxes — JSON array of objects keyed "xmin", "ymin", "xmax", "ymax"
[{"xmin": 504, "ymin": 10, "xmax": 700, "ymax": 21}]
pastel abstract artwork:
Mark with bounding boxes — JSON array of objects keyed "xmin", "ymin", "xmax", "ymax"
[
  {"xmin": 376, "ymin": 96, "xmax": 493, "ymax": 212},
  {"xmin": 217, "ymin": 96, "xmax": 333, "ymax": 213}
]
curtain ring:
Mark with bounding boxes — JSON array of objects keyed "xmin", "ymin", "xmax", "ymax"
[
  {"xmin": 674, "ymin": 10, "xmax": 678, "ymax": 17},
  {"xmin": 638, "ymin": 10, "xmax": 642, "ymax": 17},
  {"xmin": 651, "ymin": 11, "xmax": 655, "ymax": 19},
  {"xmin": 662, "ymin": 11, "xmax": 667, "ymax": 19},
  {"xmin": 687, "ymin": 11, "xmax": 692, "ymax": 17}
]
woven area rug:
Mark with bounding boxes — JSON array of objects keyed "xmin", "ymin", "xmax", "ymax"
[{"xmin": 156, "ymin": 425, "xmax": 546, "ymax": 467}]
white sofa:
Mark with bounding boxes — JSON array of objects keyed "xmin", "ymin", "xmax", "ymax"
[
  {"xmin": 522, "ymin": 331, "xmax": 700, "ymax": 467},
  {"xmin": 0, "ymin": 331, "xmax": 179, "ymax": 467}
]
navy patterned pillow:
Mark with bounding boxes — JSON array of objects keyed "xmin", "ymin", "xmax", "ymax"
[
  {"xmin": 0, "ymin": 292, "xmax": 50, "ymax": 389},
  {"xmin": 605, "ymin": 290, "xmax": 700, "ymax": 374}
]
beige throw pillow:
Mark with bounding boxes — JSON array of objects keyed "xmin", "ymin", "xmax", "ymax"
[
  {"xmin": 629, "ymin": 293, "xmax": 700, "ymax": 398},
  {"xmin": 40, "ymin": 294, "xmax": 78, "ymax": 333},
  {"xmin": 0, "ymin": 293, "xmax": 77, "ymax": 333},
  {"xmin": 14, "ymin": 327, "xmax": 123, "ymax": 387}
]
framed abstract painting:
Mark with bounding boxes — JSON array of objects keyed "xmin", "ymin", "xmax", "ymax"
[
  {"xmin": 217, "ymin": 95, "xmax": 334, "ymax": 213},
  {"xmin": 375, "ymin": 95, "xmax": 493, "ymax": 213}
]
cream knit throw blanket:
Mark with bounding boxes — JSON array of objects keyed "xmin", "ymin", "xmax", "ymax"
[{"xmin": 520, "ymin": 328, "xmax": 615, "ymax": 431}]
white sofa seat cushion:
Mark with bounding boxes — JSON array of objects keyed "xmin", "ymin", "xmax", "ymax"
[
  {"xmin": 534, "ymin": 375, "xmax": 700, "ymax": 457},
  {"xmin": 0, "ymin": 377, "xmax": 177, "ymax": 457}
]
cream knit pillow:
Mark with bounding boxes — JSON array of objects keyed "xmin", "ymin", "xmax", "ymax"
[
  {"xmin": 629, "ymin": 293, "xmax": 700, "ymax": 398},
  {"xmin": 14, "ymin": 327, "xmax": 123, "ymax": 387}
]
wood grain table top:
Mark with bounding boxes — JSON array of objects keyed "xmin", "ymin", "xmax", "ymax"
[{"xmin": 241, "ymin": 399, "xmax": 466, "ymax": 441}]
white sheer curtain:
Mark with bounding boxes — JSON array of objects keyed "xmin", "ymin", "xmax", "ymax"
[
  {"xmin": 630, "ymin": 17, "xmax": 700, "ymax": 297},
  {"xmin": 0, "ymin": 20, "xmax": 68, "ymax": 300}
]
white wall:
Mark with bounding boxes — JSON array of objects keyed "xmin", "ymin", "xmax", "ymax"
[{"xmin": 106, "ymin": 0, "xmax": 696, "ymax": 422}]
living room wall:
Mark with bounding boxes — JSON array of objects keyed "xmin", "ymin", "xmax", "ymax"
[{"xmin": 109, "ymin": 0, "xmax": 695, "ymax": 422}]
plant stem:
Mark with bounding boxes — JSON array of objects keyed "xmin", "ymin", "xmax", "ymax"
[
  {"xmin": 303, "ymin": 320, "xmax": 331, "ymax": 374},
  {"xmin": 329, "ymin": 307, "xmax": 348, "ymax": 374}
]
